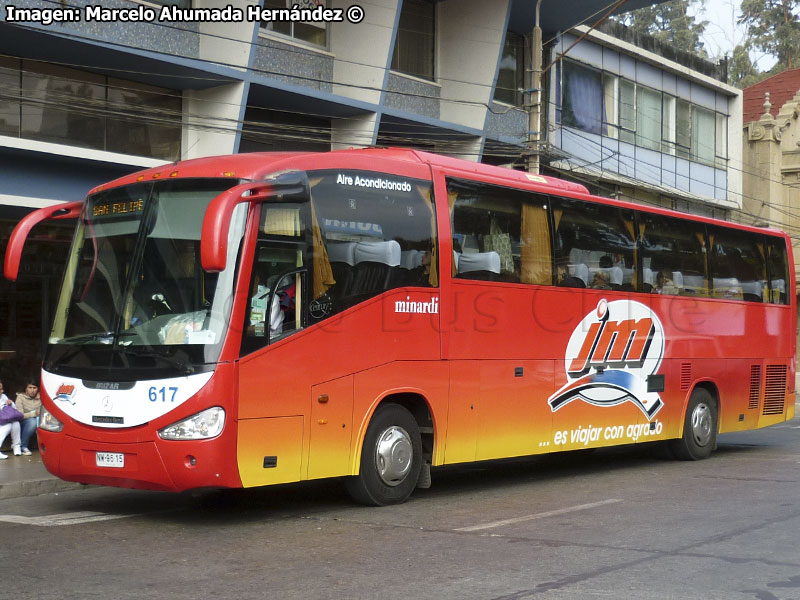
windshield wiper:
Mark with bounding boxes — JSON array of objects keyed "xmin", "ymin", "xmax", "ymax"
[
  {"xmin": 119, "ymin": 347, "xmax": 195, "ymax": 375},
  {"xmin": 45, "ymin": 332, "xmax": 137, "ymax": 370},
  {"xmin": 58, "ymin": 331, "xmax": 136, "ymax": 345}
]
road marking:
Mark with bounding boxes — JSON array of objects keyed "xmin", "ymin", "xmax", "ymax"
[
  {"xmin": 454, "ymin": 499, "xmax": 623, "ymax": 532},
  {"xmin": 0, "ymin": 511, "xmax": 143, "ymax": 527}
]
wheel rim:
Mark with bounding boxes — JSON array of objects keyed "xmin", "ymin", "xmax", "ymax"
[
  {"xmin": 374, "ymin": 426, "xmax": 413, "ymax": 487},
  {"xmin": 690, "ymin": 402, "xmax": 713, "ymax": 447}
]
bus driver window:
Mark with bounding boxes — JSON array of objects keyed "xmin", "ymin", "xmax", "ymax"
[{"xmin": 245, "ymin": 245, "xmax": 303, "ymax": 347}]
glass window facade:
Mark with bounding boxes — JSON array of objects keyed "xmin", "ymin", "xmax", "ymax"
[
  {"xmin": 260, "ymin": 0, "xmax": 329, "ymax": 48},
  {"xmin": 391, "ymin": 0, "xmax": 435, "ymax": 81},
  {"xmin": 21, "ymin": 62, "xmax": 106, "ymax": 150},
  {"xmin": 494, "ymin": 32, "xmax": 524, "ymax": 106},
  {"xmin": 0, "ymin": 56, "xmax": 20, "ymax": 137},
  {"xmin": 558, "ymin": 59, "xmax": 728, "ymax": 167},
  {"xmin": 106, "ymin": 78, "xmax": 181, "ymax": 160},
  {"xmin": 0, "ymin": 57, "xmax": 181, "ymax": 160}
]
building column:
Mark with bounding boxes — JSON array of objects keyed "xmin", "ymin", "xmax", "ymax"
[
  {"xmin": 330, "ymin": 0, "xmax": 397, "ymax": 107},
  {"xmin": 181, "ymin": 0, "xmax": 255, "ymax": 159},
  {"xmin": 437, "ymin": 137, "xmax": 483, "ymax": 162},
  {"xmin": 331, "ymin": 114, "xmax": 378, "ymax": 150},
  {"xmin": 182, "ymin": 82, "xmax": 248, "ymax": 159},
  {"xmin": 437, "ymin": 0, "xmax": 509, "ymax": 133}
]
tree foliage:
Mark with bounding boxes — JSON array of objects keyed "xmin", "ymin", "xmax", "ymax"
[
  {"xmin": 615, "ymin": 0, "xmax": 708, "ymax": 56},
  {"xmin": 728, "ymin": 42, "xmax": 788, "ymax": 87},
  {"xmin": 738, "ymin": 0, "xmax": 800, "ymax": 70},
  {"xmin": 729, "ymin": 43, "xmax": 762, "ymax": 87}
]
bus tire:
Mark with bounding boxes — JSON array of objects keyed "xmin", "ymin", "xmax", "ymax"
[
  {"xmin": 345, "ymin": 403, "xmax": 422, "ymax": 506},
  {"xmin": 670, "ymin": 388, "xmax": 717, "ymax": 461}
]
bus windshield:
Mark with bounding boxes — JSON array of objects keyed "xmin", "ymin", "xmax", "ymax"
[{"xmin": 45, "ymin": 178, "xmax": 247, "ymax": 379}]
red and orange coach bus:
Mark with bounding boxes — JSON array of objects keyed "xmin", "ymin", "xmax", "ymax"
[{"xmin": 4, "ymin": 148, "xmax": 796, "ymax": 505}]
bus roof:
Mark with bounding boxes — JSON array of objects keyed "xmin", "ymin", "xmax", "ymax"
[
  {"xmin": 90, "ymin": 148, "xmax": 589, "ymax": 196},
  {"xmin": 88, "ymin": 148, "xmax": 788, "ymax": 241}
]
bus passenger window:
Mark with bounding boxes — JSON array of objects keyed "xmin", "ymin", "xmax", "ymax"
[
  {"xmin": 552, "ymin": 197, "xmax": 635, "ymax": 291},
  {"xmin": 766, "ymin": 238, "xmax": 790, "ymax": 304},
  {"xmin": 709, "ymin": 227, "xmax": 767, "ymax": 302},
  {"xmin": 639, "ymin": 213, "xmax": 708, "ymax": 297},
  {"xmin": 448, "ymin": 179, "xmax": 552, "ymax": 285},
  {"xmin": 308, "ymin": 171, "xmax": 437, "ymax": 315}
]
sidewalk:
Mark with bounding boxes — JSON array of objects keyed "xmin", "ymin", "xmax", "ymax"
[{"xmin": 0, "ymin": 450, "xmax": 85, "ymax": 500}]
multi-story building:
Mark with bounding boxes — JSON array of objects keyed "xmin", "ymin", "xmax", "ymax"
[
  {"xmin": 741, "ymin": 69, "xmax": 800, "ymax": 281},
  {"xmin": 0, "ymin": 0, "xmax": 738, "ymax": 390},
  {"xmin": 543, "ymin": 20, "xmax": 741, "ymax": 220}
]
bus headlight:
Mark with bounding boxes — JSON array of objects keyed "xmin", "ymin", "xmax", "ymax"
[
  {"xmin": 39, "ymin": 406, "xmax": 64, "ymax": 432},
  {"xmin": 158, "ymin": 407, "xmax": 225, "ymax": 441}
]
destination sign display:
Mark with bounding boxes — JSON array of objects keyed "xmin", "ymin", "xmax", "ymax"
[{"xmin": 89, "ymin": 198, "xmax": 145, "ymax": 220}]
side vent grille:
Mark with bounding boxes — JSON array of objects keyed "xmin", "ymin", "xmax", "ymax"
[
  {"xmin": 763, "ymin": 365, "xmax": 788, "ymax": 416},
  {"xmin": 680, "ymin": 363, "xmax": 692, "ymax": 391},
  {"xmin": 748, "ymin": 365, "xmax": 761, "ymax": 410}
]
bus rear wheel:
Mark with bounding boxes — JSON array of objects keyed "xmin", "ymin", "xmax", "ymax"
[
  {"xmin": 346, "ymin": 403, "xmax": 422, "ymax": 506},
  {"xmin": 670, "ymin": 388, "xmax": 717, "ymax": 460}
]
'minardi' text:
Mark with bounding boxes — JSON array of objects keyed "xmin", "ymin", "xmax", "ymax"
[{"xmin": 395, "ymin": 297, "xmax": 439, "ymax": 314}]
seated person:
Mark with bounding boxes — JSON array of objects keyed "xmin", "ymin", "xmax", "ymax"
[
  {"xmin": 248, "ymin": 273, "xmax": 297, "ymax": 338},
  {"xmin": 250, "ymin": 289, "xmax": 283, "ymax": 338},
  {"xmin": 556, "ymin": 263, "xmax": 568, "ymax": 284},
  {"xmin": 591, "ymin": 270, "xmax": 612, "ymax": 290},
  {"xmin": 412, "ymin": 250, "xmax": 433, "ymax": 286},
  {"xmin": 556, "ymin": 261, "xmax": 584, "ymax": 287},
  {"xmin": 15, "ymin": 381, "xmax": 40, "ymax": 455},
  {"xmin": 655, "ymin": 270, "xmax": 679, "ymax": 295}
]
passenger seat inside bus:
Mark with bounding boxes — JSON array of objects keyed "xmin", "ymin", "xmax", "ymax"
[
  {"xmin": 672, "ymin": 271, "xmax": 684, "ymax": 291},
  {"xmin": 350, "ymin": 240, "xmax": 401, "ymax": 296},
  {"xmin": 740, "ymin": 280, "xmax": 764, "ymax": 302},
  {"xmin": 771, "ymin": 279, "xmax": 786, "ymax": 303},
  {"xmin": 399, "ymin": 249, "xmax": 424, "ymax": 285},
  {"xmin": 682, "ymin": 274, "xmax": 704, "ymax": 295},
  {"xmin": 642, "ymin": 267, "xmax": 654, "ymax": 293},
  {"xmin": 456, "ymin": 251, "xmax": 501, "ymax": 280},
  {"xmin": 327, "ymin": 241, "xmax": 357, "ymax": 299},
  {"xmin": 609, "ymin": 266, "xmax": 624, "ymax": 290},
  {"xmin": 559, "ymin": 263, "xmax": 588, "ymax": 288}
]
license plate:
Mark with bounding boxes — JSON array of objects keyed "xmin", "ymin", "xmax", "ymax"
[{"xmin": 96, "ymin": 452, "xmax": 124, "ymax": 468}]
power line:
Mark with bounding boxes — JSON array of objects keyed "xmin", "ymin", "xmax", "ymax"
[
  {"xmin": 556, "ymin": 122, "xmax": 800, "ymax": 220},
  {"xmin": 4, "ymin": 61, "xmax": 798, "ymax": 229},
  {"xmin": 3, "ymin": 7, "xmax": 800, "ymax": 232},
  {"xmin": 8, "ymin": 0, "xmax": 521, "ymax": 109},
  {"xmin": 3, "ymin": 51, "xmax": 796, "ymax": 213},
  {"xmin": 550, "ymin": 126, "xmax": 800, "ymax": 239}
]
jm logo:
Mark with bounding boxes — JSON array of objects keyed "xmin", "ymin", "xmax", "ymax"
[
  {"xmin": 548, "ymin": 299, "xmax": 665, "ymax": 420},
  {"xmin": 54, "ymin": 383, "xmax": 77, "ymax": 406}
]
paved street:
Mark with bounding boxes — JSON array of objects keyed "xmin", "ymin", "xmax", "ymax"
[{"xmin": 2, "ymin": 418, "xmax": 800, "ymax": 600}]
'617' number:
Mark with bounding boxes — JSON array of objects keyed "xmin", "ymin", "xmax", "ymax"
[{"xmin": 149, "ymin": 386, "xmax": 178, "ymax": 402}]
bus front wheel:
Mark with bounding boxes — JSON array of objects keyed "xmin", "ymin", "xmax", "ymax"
[
  {"xmin": 670, "ymin": 388, "xmax": 717, "ymax": 460},
  {"xmin": 346, "ymin": 403, "xmax": 422, "ymax": 506}
]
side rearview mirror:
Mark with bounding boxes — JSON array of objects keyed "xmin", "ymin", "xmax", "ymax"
[
  {"xmin": 3, "ymin": 201, "xmax": 83, "ymax": 282},
  {"xmin": 200, "ymin": 171, "xmax": 309, "ymax": 273}
]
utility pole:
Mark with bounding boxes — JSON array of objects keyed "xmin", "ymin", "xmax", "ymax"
[{"xmin": 527, "ymin": 0, "xmax": 544, "ymax": 174}]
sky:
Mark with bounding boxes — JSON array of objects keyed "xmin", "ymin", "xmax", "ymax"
[{"xmin": 689, "ymin": 0, "xmax": 778, "ymax": 70}]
